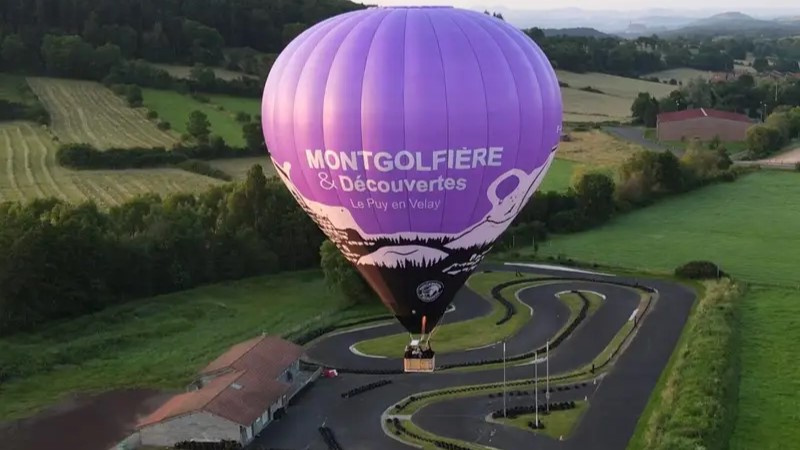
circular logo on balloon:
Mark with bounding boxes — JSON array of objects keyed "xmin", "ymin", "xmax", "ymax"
[{"xmin": 417, "ymin": 281, "xmax": 444, "ymax": 303}]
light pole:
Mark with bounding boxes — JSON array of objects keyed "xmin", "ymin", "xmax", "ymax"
[
  {"xmin": 534, "ymin": 349, "xmax": 539, "ymax": 427},
  {"xmin": 546, "ymin": 339, "xmax": 550, "ymax": 413},
  {"xmin": 502, "ymin": 341, "xmax": 507, "ymax": 418}
]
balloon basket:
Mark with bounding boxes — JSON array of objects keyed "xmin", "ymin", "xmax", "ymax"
[{"xmin": 403, "ymin": 340, "xmax": 435, "ymax": 373}]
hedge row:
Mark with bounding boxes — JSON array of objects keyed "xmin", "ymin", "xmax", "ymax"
[
  {"xmin": 674, "ymin": 261, "xmax": 728, "ymax": 280},
  {"xmin": 318, "ymin": 426, "xmax": 342, "ymax": 450},
  {"xmin": 388, "ymin": 418, "xmax": 472, "ymax": 450},
  {"xmin": 341, "ymin": 379, "xmax": 392, "ymax": 398},
  {"xmin": 491, "ymin": 401, "xmax": 577, "ymax": 419},
  {"xmin": 56, "ymin": 142, "xmax": 262, "ymax": 170}
]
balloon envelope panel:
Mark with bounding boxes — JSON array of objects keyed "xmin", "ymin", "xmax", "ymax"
[{"xmin": 262, "ymin": 6, "xmax": 562, "ymax": 334}]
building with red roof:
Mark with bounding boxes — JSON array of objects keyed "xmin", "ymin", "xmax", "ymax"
[
  {"xmin": 656, "ymin": 108, "xmax": 756, "ymax": 142},
  {"xmin": 133, "ymin": 335, "xmax": 312, "ymax": 448}
]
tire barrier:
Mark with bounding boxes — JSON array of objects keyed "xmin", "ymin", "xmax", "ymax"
[
  {"xmin": 341, "ymin": 379, "xmax": 392, "ymax": 398},
  {"xmin": 173, "ymin": 441, "xmax": 242, "ymax": 450},
  {"xmin": 486, "ymin": 382, "xmax": 588, "ymax": 398},
  {"xmin": 491, "ymin": 401, "xmax": 577, "ymax": 419},
  {"xmin": 389, "ymin": 418, "xmax": 472, "ymax": 450},
  {"xmin": 318, "ymin": 426, "xmax": 343, "ymax": 450}
]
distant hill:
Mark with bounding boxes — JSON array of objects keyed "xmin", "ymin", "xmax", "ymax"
[
  {"xmin": 543, "ymin": 28, "xmax": 611, "ymax": 38},
  {"xmin": 665, "ymin": 12, "xmax": 800, "ymax": 37}
]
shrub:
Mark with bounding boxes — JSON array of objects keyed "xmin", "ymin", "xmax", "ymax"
[
  {"xmin": 176, "ymin": 159, "xmax": 232, "ymax": 181},
  {"xmin": 146, "ymin": 110, "xmax": 158, "ymax": 120},
  {"xmin": 579, "ymin": 86, "xmax": 604, "ymax": 94},
  {"xmin": 157, "ymin": 120, "xmax": 171, "ymax": 130},
  {"xmin": 674, "ymin": 261, "xmax": 726, "ymax": 279},
  {"xmin": 558, "ymin": 81, "xmax": 570, "ymax": 88},
  {"xmin": 795, "ymin": 162, "xmax": 800, "ymax": 172}
]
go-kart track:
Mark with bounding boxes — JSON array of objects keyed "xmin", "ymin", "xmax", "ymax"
[{"xmin": 254, "ymin": 264, "xmax": 696, "ymax": 450}]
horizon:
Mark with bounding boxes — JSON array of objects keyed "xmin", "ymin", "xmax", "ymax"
[{"xmin": 371, "ymin": 1, "xmax": 800, "ymax": 13}]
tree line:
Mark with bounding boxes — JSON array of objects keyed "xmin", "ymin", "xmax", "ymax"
[
  {"xmin": 0, "ymin": 165, "xmax": 323, "ymax": 335},
  {"xmin": 0, "ymin": 0, "xmax": 363, "ymax": 68},
  {"xmin": 745, "ymin": 107, "xmax": 800, "ymax": 158},
  {"xmin": 631, "ymin": 74, "xmax": 800, "ymax": 127}
]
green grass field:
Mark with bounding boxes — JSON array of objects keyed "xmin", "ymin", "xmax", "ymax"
[
  {"xmin": 27, "ymin": 78, "xmax": 177, "ymax": 149},
  {"xmin": 141, "ymin": 89, "xmax": 248, "ymax": 146},
  {"xmin": 496, "ymin": 401, "xmax": 588, "ymax": 440},
  {"xmin": 730, "ymin": 286, "xmax": 800, "ymax": 450},
  {"xmin": 540, "ymin": 159, "xmax": 576, "ymax": 192},
  {"xmin": 0, "ymin": 270, "xmax": 385, "ymax": 420},
  {"xmin": 208, "ymin": 94, "xmax": 260, "ymax": 116},
  {"xmin": 527, "ymin": 171, "xmax": 799, "ymax": 287},
  {"xmin": 0, "ymin": 121, "xmax": 221, "ymax": 206}
]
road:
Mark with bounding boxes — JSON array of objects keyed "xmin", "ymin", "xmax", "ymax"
[{"xmin": 254, "ymin": 264, "xmax": 696, "ymax": 450}]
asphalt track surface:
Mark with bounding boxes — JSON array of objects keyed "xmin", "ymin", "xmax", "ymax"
[{"xmin": 255, "ymin": 264, "xmax": 695, "ymax": 450}]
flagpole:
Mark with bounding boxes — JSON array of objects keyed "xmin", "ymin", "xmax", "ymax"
[
  {"xmin": 546, "ymin": 339, "xmax": 550, "ymax": 413},
  {"xmin": 534, "ymin": 349, "xmax": 539, "ymax": 427}
]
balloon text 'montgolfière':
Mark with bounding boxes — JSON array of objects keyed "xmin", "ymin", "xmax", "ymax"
[{"xmin": 305, "ymin": 147, "xmax": 505, "ymax": 172}]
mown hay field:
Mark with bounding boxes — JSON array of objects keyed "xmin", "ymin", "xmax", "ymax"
[
  {"xmin": 27, "ymin": 78, "xmax": 177, "ymax": 149},
  {"xmin": 0, "ymin": 121, "xmax": 221, "ymax": 207},
  {"xmin": 557, "ymin": 70, "xmax": 676, "ymax": 123}
]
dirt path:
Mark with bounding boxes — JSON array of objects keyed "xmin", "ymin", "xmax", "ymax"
[
  {"xmin": 1, "ymin": 389, "xmax": 173, "ymax": 450},
  {"xmin": 758, "ymin": 147, "xmax": 800, "ymax": 165}
]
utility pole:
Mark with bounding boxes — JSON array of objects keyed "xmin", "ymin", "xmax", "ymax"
[
  {"xmin": 534, "ymin": 349, "xmax": 539, "ymax": 427},
  {"xmin": 546, "ymin": 340, "xmax": 550, "ymax": 413},
  {"xmin": 503, "ymin": 341, "xmax": 507, "ymax": 418}
]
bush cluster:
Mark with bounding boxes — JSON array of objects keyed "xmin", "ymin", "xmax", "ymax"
[
  {"xmin": 317, "ymin": 426, "xmax": 342, "ymax": 450},
  {"xmin": 674, "ymin": 261, "xmax": 727, "ymax": 279},
  {"xmin": 340, "ymin": 379, "xmax": 392, "ymax": 398}
]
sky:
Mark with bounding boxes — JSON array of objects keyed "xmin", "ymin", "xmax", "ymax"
[{"xmin": 371, "ymin": 0, "xmax": 800, "ymax": 11}]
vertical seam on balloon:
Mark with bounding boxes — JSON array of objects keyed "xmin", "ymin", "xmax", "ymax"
[
  {"xmin": 469, "ymin": 13, "xmax": 526, "ymax": 217},
  {"xmin": 320, "ymin": 14, "xmax": 377, "ymax": 245},
  {"xmin": 290, "ymin": 15, "xmax": 356, "ymax": 228},
  {"xmin": 448, "ymin": 13, "xmax": 492, "ymax": 230},
  {"xmin": 400, "ymin": 9, "xmax": 410, "ymax": 232},
  {"xmin": 425, "ymin": 10, "xmax": 450, "ymax": 236},
  {"xmin": 359, "ymin": 11, "xmax": 394, "ymax": 237},
  {"xmin": 499, "ymin": 21, "xmax": 549, "ymax": 172},
  {"xmin": 272, "ymin": 13, "xmax": 352, "ymax": 207}
]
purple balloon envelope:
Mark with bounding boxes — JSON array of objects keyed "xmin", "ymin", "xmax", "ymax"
[{"xmin": 262, "ymin": 6, "xmax": 563, "ymax": 334}]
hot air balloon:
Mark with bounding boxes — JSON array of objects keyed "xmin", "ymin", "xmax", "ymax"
[{"xmin": 262, "ymin": 6, "xmax": 562, "ymax": 372}]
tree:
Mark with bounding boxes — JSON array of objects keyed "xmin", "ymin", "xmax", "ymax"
[
  {"xmin": 125, "ymin": 86, "xmax": 143, "ymax": 107},
  {"xmin": 243, "ymin": 121, "xmax": 265, "ymax": 152},
  {"xmin": 631, "ymin": 93, "xmax": 655, "ymax": 125},
  {"xmin": 1, "ymin": 34, "xmax": 26, "ymax": 70},
  {"xmin": 753, "ymin": 57, "xmax": 770, "ymax": 72},
  {"xmin": 681, "ymin": 141, "xmax": 731, "ymax": 180},
  {"xmin": 320, "ymin": 240, "xmax": 374, "ymax": 304},
  {"xmin": 572, "ymin": 172, "xmax": 616, "ymax": 224},
  {"xmin": 187, "ymin": 110, "xmax": 211, "ymax": 142},
  {"xmin": 189, "ymin": 65, "xmax": 216, "ymax": 90},
  {"xmin": 746, "ymin": 125, "xmax": 782, "ymax": 158}
]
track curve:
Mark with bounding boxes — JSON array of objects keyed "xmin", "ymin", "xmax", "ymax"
[{"xmin": 254, "ymin": 264, "xmax": 695, "ymax": 450}]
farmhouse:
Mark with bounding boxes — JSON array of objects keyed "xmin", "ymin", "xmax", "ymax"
[
  {"xmin": 656, "ymin": 108, "xmax": 755, "ymax": 142},
  {"xmin": 134, "ymin": 335, "xmax": 314, "ymax": 448}
]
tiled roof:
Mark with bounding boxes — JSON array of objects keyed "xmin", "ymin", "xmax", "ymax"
[
  {"xmin": 201, "ymin": 335, "xmax": 305, "ymax": 379},
  {"xmin": 137, "ymin": 335, "xmax": 303, "ymax": 428},
  {"xmin": 657, "ymin": 108, "xmax": 753, "ymax": 124}
]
